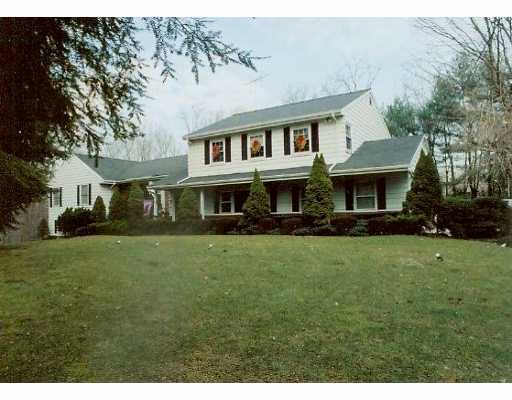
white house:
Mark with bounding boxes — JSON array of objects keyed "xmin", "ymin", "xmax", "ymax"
[{"xmin": 48, "ymin": 89, "xmax": 427, "ymax": 234}]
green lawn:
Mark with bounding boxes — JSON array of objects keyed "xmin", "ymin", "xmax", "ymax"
[{"xmin": 0, "ymin": 235, "xmax": 511, "ymax": 382}]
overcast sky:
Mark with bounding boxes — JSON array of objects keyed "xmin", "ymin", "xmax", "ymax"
[{"xmin": 139, "ymin": 18, "xmax": 437, "ymax": 152}]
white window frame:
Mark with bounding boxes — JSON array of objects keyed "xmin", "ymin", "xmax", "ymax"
[
  {"xmin": 80, "ymin": 184, "xmax": 89, "ymax": 206},
  {"xmin": 248, "ymin": 133, "xmax": 265, "ymax": 159},
  {"xmin": 345, "ymin": 124, "xmax": 352, "ymax": 153},
  {"xmin": 51, "ymin": 188, "xmax": 61, "ymax": 208},
  {"xmin": 219, "ymin": 191, "xmax": 233, "ymax": 214},
  {"xmin": 291, "ymin": 126, "xmax": 311, "ymax": 155},
  {"xmin": 355, "ymin": 180, "xmax": 376, "ymax": 210},
  {"xmin": 211, "ymin": 138, "xmax": 225, "ymax": 164}
]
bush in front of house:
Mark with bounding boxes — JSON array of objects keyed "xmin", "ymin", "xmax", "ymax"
[
  {"xmin": 56, "ymin": 207, "xmax": 94, "ymax": 236},
  {"xmin": 88, "ymin": 220, "xmax": 130, "ymax": 235},
  {"xmin": 109, "ymin": 186, "xmax": 127, "ymax": 221},
  {"xmin": 331, "ymin": 215, "xmax": 357, "ymax": 235},
  {"xmin": 348, "ymin": 219, "xmax": 369, "ymax": 236},
  {"xmin": 386, "ymin": 214, "xmax": 426, "ymax": 235},
  {"xmin": 303, "ymin": 154, "xmax": 334, "ymax": 226},
  {"xmin": 210, "ymin": 217, "xmax": 240, "ymax": 234},
  {"xmin": 367, "ymin": 216, "xmax": 388, "ymax": 235},
  {"xmin": 176, "ymin": 187, "xmax": 200, "ymax": 221},
  {"xmin": 280, "ymin": 217, "xmax": 303, "ymax": 234},
  {"xmin": 403, "ymin": 151, "xmax": 443, "ymax": 223},
  {"xmin": 241, "ymin": 169, "xmax": 271, "ymax": 228},
  {"xmin": 38, "ymin": 218, "xmax": 49, "ymax": 239},
  {"xmin": 292, "ymin": 224, "xmax": 336, "ymax": 236},
  {"xmin": 92, "ymin": 196, "xmax": 107, "ymax": 222},
  {"xmin": 127, "ymin": 183, "xmax": 145, "ymax": 222},
  {"xmin": 438, "ymin": 196, "xmax": 510, "ymax": 239}
]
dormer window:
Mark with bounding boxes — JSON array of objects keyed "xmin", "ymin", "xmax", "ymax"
[
  {"xmin": 211, "ymin": 139, "xmax": 224, "ymax": 163},
  {"xmin": 293, "ymin": 127, "xmax": 309, "ymax": 153},
  {"xmin": 249, "ymin": 134, "xmax": 264, "ymax": 158}
]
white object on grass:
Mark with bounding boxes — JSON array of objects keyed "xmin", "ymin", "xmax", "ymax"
[{"xmin": 116, "ymin": 240, "xmax": 121, "ymax": 244}]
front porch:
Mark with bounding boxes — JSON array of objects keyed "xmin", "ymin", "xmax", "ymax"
[{"xmin": 156, "ymin": 170, "xmax": 410, "ymax": 220}]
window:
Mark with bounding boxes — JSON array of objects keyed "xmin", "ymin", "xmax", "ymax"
[
  {"xmin": 80, "ymin": 184, "xmax": 89, "ymax": 206},
  {"xmin": 52, "ymin": 189, "xmax": 61, "ymax": 207},
  {"xmin": 54, "ymin": 219, "xmax": 58, "ymax": 234},
  {"xmin": 345, "ymin": 124, "xmax": 352, "ymax": 152},
  {"xmin": 356, "ymin": 181, "xmax": 375, "ymax": 210},
  {"xmin": 220, "ymin": 192, "xmax": 232, "ymax": 213},
  {"xmin": 293, "ymin": 127, "xmax": 309, "ymax": 153},
  {"xmin": 211, "ymin": 140, "xmax": 224, "ymax": 163},
  {"xmin": 249, "ymin": 134, "xmax": 264, "ymax": 158}
]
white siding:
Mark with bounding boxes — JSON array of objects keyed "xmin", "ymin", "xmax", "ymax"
[
  {"xmin": 48, "ymin": 155, "xmax": 113, "ymax": 235},
  {"xmin": 187, "ymin": 91, "xmax": 391, "ymax": 179},
  {"xmin": 339, "ymin": 91, "xmax": 391, "ymax": 153}
]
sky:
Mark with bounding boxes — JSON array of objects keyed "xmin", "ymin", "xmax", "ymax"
[{"xmin": 139, "ymin": 18, "xmax": 437, "ymax": 152}]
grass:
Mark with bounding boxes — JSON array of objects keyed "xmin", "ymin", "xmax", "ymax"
[{"xmin": 0, "ymin": 235, "xmax": 511, "ymax": 382}]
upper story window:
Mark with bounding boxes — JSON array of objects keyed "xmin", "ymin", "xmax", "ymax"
[
  {"xmin": 249, "ymin": 134, "xmax": 265, "ymax": 158},
  {"xmin": 211, "ymin": 139, "xmax": 224, "ymax": 163},
  {"xmin": 345, "ymin": 124, "xmax": 352, "ymax": 152},
  {"xmin": 355, "ymin": 181, "xmax": 375, "ymax": 210},
  {"xmin": 293, "ymin": 127, "xmax": 309, "ymax": 153},
  {"xmin": 80, "ymin": 184, "xmax": 90, "ymax": 205}
]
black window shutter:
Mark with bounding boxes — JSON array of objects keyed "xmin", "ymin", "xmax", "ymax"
[
  {"xmin": 291, "ymin": 186, "xmax": 300, "ymax": 212},
  {"xmin": 270, "ymin": 188, "xmax": 277, "ymax": 213},
  {"xmin": 76, "ymin": 185, "xmax": 80, "ymax": 205},
  {"xmin": 377, "ymin": 177, "xmax": 386, "ymax": 210},
  {"xmin": 283, "ymin": 127, "xmax": 290, "ymax": 155},
  {"xmin": 49, "ymin": 190, "xmax": 52, "ymax": 208},
  {"xmin": 225, "ymin": 136, "xmax": 231, "ymax": 162},
  {"xmin": 204, "ymin": 140, "xmax": 210, "ymax": 165},
  {"xmin": 214, "ymin": 191, "xmax": 220, "ymax": 214},
  {"xmin": 234, "ymin": 190, "xmax": 249, "ymax": 213},
  {"xmin": 59, "ymin": 187, "xmax": 63, "ymax": 207},
  {"xmin": 345, "ymin": 180, "xmax": 354, "ymax": 211},
  {"xmin": 265, "ymin": 130, "xmax": 272, "ymax": 158},
  {"xmin": 311, "ymin": 122, "xmax": 319, "ymax": 152},
  {"xmin": 241, "ymin": 134, "xmax": 248, "ymax": 160},
  {"xmin": 88, "ymin": 184, "xmax": 92, "ymax": 205}
]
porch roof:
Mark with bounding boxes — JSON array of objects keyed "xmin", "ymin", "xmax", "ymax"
[
  {"xmin": 154, "ymin": 165, "xmax": 318, "ymax": 188},
  {"xmin": 330, "ymin": 135, "xmax": 423, "ymax": 174}
]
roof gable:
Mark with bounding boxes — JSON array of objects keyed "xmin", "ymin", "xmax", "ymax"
[{"xmin": 186, "ymin": 89, "xmax": 370, "ymax": 139}]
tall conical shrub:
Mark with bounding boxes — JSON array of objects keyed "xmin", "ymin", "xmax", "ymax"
[
  {"xmin": 127, "ymin": 183, "xmax": 145, "ymax": 222},
  {"xmin": 242, "ymin": 169, "xmax": 270, "ymax": 226},
  {"xmin": 92, "ymin": 195, "xmax": 107, "ymax": 222},
  {"xmin": 404, "ymin": 151, "xmax": 443, "ymax": 221},
  {"xmin": 303, "ymin": 154, "xmax": 334, "ymax": 225},
  {"xmin": 109, "ymin": 186, "xmax": 127, "ymax": 221},
  {"xmin": 177, "ymin": 187, "xmax": 200, "ymax": 220}
]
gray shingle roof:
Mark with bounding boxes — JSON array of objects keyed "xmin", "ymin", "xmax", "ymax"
[
  {"xmin": 76, "ymin": 153, "xmax": 188, "ymax": 185},
  {"xmin": 162, "ymin": 165, "xmax": 321, "ymax": 187},
  {"xmin": 185, "ymin": 89, "xmax": 369, "ymax": 139},
  {"xmin": 331, "ymin": 135, "xmax": 424, "ymax": 173}
]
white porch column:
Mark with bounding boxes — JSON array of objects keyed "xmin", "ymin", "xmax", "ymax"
[
  {"xmin": 199, "ymin": 189, "xmax": 205, "ymax": 220},
  {"xmin": 169, "ymin": 191, "xmax": 176, "ymax": 221}
]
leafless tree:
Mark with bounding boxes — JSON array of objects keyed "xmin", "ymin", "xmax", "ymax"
[
  {"xmin": 281, "ymin": 84, "xmax": 315, "ymax": 104},
  {"xmin": 179, "ymin": 104, "xmax": 226, "ymax": 134},
  {"xmin": 320, "ymin": 58, "xmax": 380, "ymax": 95}
]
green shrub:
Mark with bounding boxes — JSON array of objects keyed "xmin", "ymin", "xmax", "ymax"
[
  {"xmin": 241, "ymin": 169, "xmax": 270, "ymax": 227},
  {"xmin": 92, "ymin": 196, "xmax": 107, "ymax": 222},
  {"xmin": 56, "ymin": 208, "xmax": 94, "ymax": 236},
  {"xmin": 349, "ymin": 219, "xmax": 368, "ymax": 236},
  {"xmin": 127, "ymin": 183, "xmax": 145, "ymax": 222},
  {"xmin": 386, "ymin": 214, "xmax": 426, "ymax": 235},
  {"xmin": 367, "ymin": 216, "xmax": 388, "ymax": 235},
  {"xmin": 176, "ymin": 187, "xmax": 200, "ymax": 221},
  {"xmin": 293, "ymin": 224, "xmax": 335, "ymax": 236},
  {"xmin": 404, "ymin": 151, "xmax": 443, "ymax": 222},
  {"xmin": 280, "ymin": 217, "xmax": 303, "ymax": 235},
  {"xmin": 438, "ymin": 196, "xmax": 510, "ymax": 239},
  {"xmin": 211, "ymin": 217, "xmax": 240, "ymax": 234},
  {"xmin": 258, "ymin": 217, "xmax": 275, "ymax": 232},
  {"xmin": 88, "ymin": 220, "xmax": 129, "ymax": 235},
  {"xmin": 38, "ymin": 218, "xmax": 49, "ymax": 239},
  {"xmin": 109, "ymin": 186, "xmax": 127, "ymax": 221},
  {"xmin": 332, "ymin": 215, "xmax": 357, "ymax": 235},
  {"xmin": 303, "ymin": 154, "xmax": 334, "ymax": 226}
]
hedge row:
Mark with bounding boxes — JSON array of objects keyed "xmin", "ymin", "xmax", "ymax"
[{"xmin": 437, "ymin": 197, "xmax": 511, "ymax": 239}]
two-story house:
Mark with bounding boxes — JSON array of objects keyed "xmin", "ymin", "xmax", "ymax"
[
  {"xmin": 152, "ymin": 89, "xmax": 426, "ymax": 219},
  {"xmin": 48, "ymin": 89, "xmax": 426, "ymax": 234}
]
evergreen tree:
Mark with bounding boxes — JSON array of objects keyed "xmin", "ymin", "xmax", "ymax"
[
  {"xmin": 242, "ymin": 169, "xmax": 271, "ymax": 226},
  {"xmin": 404, "ymin": 151, "xmax": 443, "ymax": 220},
  {"xmin": 303, "ymin": 154, "xmax": 334, "ymax": 225},
  {"xmin": 176, "ymin": 187, "xmax": 200, "ymax": 221},
  {"xmin": 92, "ymin": 196, "xmax": 107, "ymax": 222},
  {"xmin": 109, "ymin": 186, "xmax": 127, "ymax": 221},
  {"xmin": 127, "ymin": 183, "xmax": 145, "ymax": 222}
]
